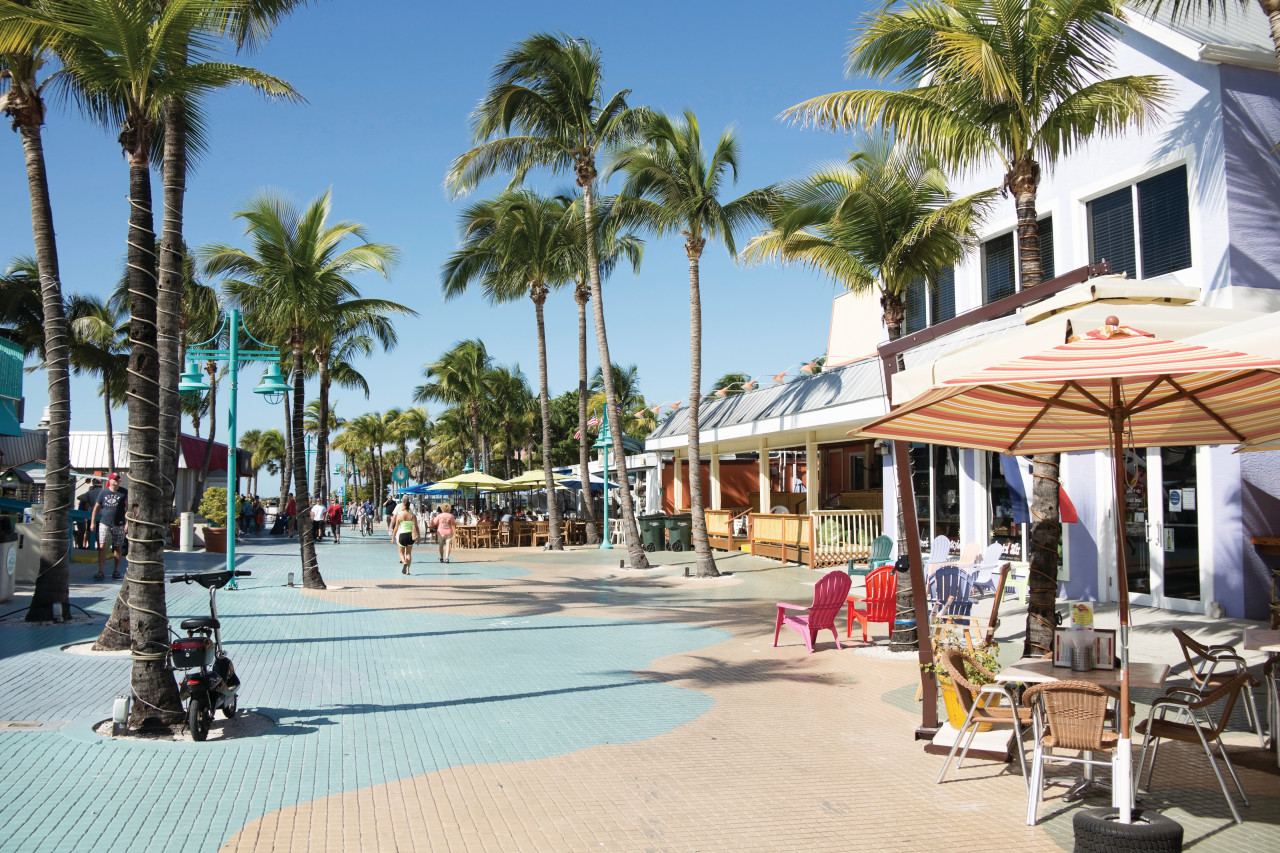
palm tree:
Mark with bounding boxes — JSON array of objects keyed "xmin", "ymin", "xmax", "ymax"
[
  {"xmin": 785, "ymin": 0, "xmax": 1169, "ymax": 656},
  {"xmin": 394, "ymin": 406, "xmax": 432, "ymax": 482},
  {"xmin": 442, "ymin": 191, "xmax": 581, "ymax": 548},
  {"xmin": 204, "ymin": 190, "xmax": 397, "ymax": 590},
  {"xmin": 152, "ymin": 0, "xmax": 304, "ymax": 527},
  {"xmin": 0, "ymin": 6, "xmax": 73, "ymax": 623},
  {"xmin": 252, "ymin": 427, "xmax": 288, "ymax": 500},
  {"xmin": 486, "ymin": 367, "xmax": 529, "ymax": 480},
  {"xmin": 239, "ymin": 428, "xmax": 264, "ymax": 496},
  {"xmin": 705, "ymin": 372, "xmax": 752, "ymax": 401},
  {"xmin": 10, "ymin": 0, "xmax": 300, "ymax": 721},
  {"xmin": 609, "ymin": 109, "xmax": 772, "ymax": 577},
  {"xmin": 0, "ymin": 257, "xmax": 46, "ymax": 358},
  {"xmin": 67, "ymin": 294, "xmax": 127, "ymax": 473},
  {"xmin": 415, "ymin": 340, "xmax": 492, "ymax": 476},
  {"xmin": 446, "ymin": 33, "xmax": 651, "ymax": 568}
]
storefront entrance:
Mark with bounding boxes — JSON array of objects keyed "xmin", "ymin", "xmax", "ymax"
[{"xmin": 1124, "ymin": 446, "xmax": 1204, "ymax": 612}]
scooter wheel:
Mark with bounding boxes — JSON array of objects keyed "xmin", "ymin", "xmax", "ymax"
[
  {"xmin": 188, "ymin": 696, "xmax": 211, "ymax": 741},
  {"xmin": 222, "ymin": 694, "xmax": 238, "ymax": 719}
]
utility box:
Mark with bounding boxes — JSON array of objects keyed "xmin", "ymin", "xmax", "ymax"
[
  {"xmin": 0, "ymin": 525, "xmax": 17, "ymax": 603},
  {"xmin": 180, "ymin": 512, "xmax": 195, "ymax": 552}
]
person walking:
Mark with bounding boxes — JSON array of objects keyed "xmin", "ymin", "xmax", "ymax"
[
  {"xmin": 327, "ymin": 497, "xmax": 344, "ymax": 544},
  {"xmin": 310, "ymin": 498, "xmax": 326, "ymax": 541},
  {"xmin": 89, "ymin": 473, "xmax": 128, "ymax": 579},
  {"xmin": 391, "ymin": 499, "xmax": 419, "ymax": 574},
  {"xmin": 433, "ymin": 503, "xmax": 456, "ymax": 564},
  {"xmin": 383, "ymin": 495, "xmax": 397, "ymax": 531},
  {"xmin": 284, "ymin": 492, "xmax": 297, "ymax": 537}
]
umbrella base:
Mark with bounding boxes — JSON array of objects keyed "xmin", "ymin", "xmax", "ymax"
[{"xmin": 1072, "ymin": 808, "xmax": 1182, "ymax": 853}]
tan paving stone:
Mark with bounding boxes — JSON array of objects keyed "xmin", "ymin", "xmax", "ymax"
[{"xmin": 221, "ymin": 548, "xmax": 1279, "ymax": 852}]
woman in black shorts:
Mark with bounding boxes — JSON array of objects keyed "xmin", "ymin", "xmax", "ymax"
[{"xmin": 391, "ymin": 499, "xmax": 419, "ymax": 574}]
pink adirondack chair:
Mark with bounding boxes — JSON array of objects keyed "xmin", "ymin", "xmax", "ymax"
[
  {"xmin": 846, "ymin": 565, "xmax": 899, "ymax": 642},
  {"xmin": 773, "ymin": 570, "xmax": 852, "ymax": 653}
]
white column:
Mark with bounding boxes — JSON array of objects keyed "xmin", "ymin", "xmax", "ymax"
[
  {"xmin": 758, "ymin": 440, "xmax": 770, "ymax": 513},
  {"xmin": 710, "ymin": 447, "xmax": 722, "ymax": 510},
  {"xmin": 674, "ymin": 452, "xmax": 684, "ymax": 512},
  {"xmin": 805, "ymin": 431, "xmax": 819, "ymax": 515}
]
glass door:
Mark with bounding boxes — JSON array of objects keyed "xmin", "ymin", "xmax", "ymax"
[{"xmin": 1126, "ymin": 446, "xmax": 1203, "ymax": 611}]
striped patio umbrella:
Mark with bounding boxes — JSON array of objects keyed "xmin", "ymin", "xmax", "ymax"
[{"xmin": 859, "ymin": 318, "xmax": 1280, "ymax": 822}]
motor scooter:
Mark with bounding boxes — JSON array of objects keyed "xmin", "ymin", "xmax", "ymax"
[{"xmin": 167, "ymin": 569, "xmax": 250, "ymax": 740}]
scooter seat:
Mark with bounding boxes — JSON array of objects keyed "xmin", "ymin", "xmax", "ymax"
[{"xmin": 180, "ymin": 617, "xmax": 220, "ymax": 632}]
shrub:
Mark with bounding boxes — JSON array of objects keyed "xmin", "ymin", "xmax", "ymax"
[{"xmin": 199, "ymin": 487, "xmax": 229, "ymax": 528}]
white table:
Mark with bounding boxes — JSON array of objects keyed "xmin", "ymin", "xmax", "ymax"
[
  {"xmin": 1244, "ymin": 629, "xmax": 1280, "ymax": 766},
  {"xmin": 997, "ymin": 658, "xmax": 1169, "ymax": 690}
]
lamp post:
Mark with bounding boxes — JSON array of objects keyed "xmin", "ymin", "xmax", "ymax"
[
  {"xmin": 179, "ymin": 308, "xmax": 289, "ymax": 588},
  {"xmin": 592, "ymin": 410, "xmax": 614, "ymax": 550}
]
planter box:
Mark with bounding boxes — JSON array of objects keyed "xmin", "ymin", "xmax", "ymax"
[
  {"xmin": 203, "ymin": 526, "xmax": 227, "ymax": 554},
  {"xmin": 169, "ymin": 524, "xmax": 181, "ymax": 550}
]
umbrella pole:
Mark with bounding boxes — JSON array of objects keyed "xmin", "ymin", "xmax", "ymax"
[{"xmin": 1111, "ymin": 394, "xmax": 1134, "ymax": 823}]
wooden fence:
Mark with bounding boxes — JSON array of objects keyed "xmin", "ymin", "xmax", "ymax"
[
  {"xmin": 748, "ymin": 513, "xmax": 811, "ymax": 566},
  {"xmin": 810, "ymin": 509, "xmax": 885, "ymax": 569}
]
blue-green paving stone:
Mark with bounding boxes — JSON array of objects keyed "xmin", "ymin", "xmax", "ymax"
[{"xmin": 0, "ymin": 535, "xmax": 724, "ymax": 853}]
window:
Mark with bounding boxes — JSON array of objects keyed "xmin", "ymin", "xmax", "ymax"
[
  {"xmin": 984, "ymin": 233, "xmax": 1016, "ymax": 303},
  {"xmin": 1038, "ymin": 217, "xmax": 1055, "ymax": 281},
  {"xmin": 903, "ymin": 267, "xmax": 956, "ymax": 334},
  {"xmin": 909, "ymin": 442, "xmax": 961, "ymax": 547},
  {"xmin": 1089, "ymin": 165, "xmax": 1191, "ymax": 279}
]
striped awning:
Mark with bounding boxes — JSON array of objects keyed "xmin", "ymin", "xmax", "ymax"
[{"xmin": 860, "ymin": 324, "xmax": 1280, "ymax": 454}]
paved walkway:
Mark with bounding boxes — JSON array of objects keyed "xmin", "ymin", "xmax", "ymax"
[{"xmin": 0, "ymin": 530, "xmax": 1276, "ymax": 852}]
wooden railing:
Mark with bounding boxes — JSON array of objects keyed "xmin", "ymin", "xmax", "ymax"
[
  {"xmin": 810, "ymin": 509, "xmax": 885, "ymax": 569},
  {"xmin": 749, "ymin": 512, "xmax": 811, "ymax": 565},
  {"xmin": 705, "ymin": 508, "xmax": 751, "ymax": 551}
]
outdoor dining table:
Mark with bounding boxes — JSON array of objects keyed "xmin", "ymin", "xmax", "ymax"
[
  {"xmin": 455, "ymin": 525, "xmax": 477, "ymax": 548},
  {"xmin": 1243, "ymin": 629, "xmax": 1280, "ymax": 765},
  {"xmin": 995, "ymin": 658, "xmax": 1170, "ymax": 803}
]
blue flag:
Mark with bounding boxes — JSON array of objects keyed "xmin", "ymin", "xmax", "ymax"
[{"xmin": 1000, "ymin": 454, "xmax": 1030, "ymax": 524}]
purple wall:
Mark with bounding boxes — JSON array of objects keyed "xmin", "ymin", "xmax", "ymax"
[
  {"xmin": 1221, "ymin": 64, "xmax": 1280, "ymax": 294},
  {"xmin": 1241, "ymin": 449, "xmax": 1280, "ymax": 622}
]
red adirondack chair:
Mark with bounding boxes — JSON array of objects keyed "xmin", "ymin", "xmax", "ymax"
[
  {"xmin": 773, "ymin": 570, "xmax": 852, "ymax": 653},
  {"xmin": 846, "ymin": 565, "xmax": 898, "ymax": 642}
]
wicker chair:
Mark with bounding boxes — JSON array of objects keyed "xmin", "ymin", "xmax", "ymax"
[
  {"xmin": 935, "ymin": 648, "xmax": 1032, "ymax": 786},
  {"xmin": 1172, "ymin": 628, "xmax": 1263, "ymax": 746},
  {"xmin": 1022, "ymin": 681, "xmax": 1131, "ymax": 825},
  {"xmin": 1136, "ymin": 669, "xmax": 1258, "ymax": 824}
]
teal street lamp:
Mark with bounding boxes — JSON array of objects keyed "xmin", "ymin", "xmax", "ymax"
[
  {"xmin": 592, "ymin": 410, "xmax": 614, "ymax": 550},
  {"xmin": 181, "ymin": 307, "xmax": 287, "ymax": 588}
]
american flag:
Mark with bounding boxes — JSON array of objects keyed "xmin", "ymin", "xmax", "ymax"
[{"xmin": 587, "ymin": 415, "xmax": 600, "ymax": 428}]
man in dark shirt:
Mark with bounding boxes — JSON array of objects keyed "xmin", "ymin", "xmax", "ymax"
[
  {"xmin": 77, "ymin": 480, "xmax": 102, "ymax": 548},
  {"xmin": 90, "ymin": 473, "xmax": 128, "ymax": 579},
  {"xmin": 383, "ymin": 496, "xmax": 396, "ymax": 531}
]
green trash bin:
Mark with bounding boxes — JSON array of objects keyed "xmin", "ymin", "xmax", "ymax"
[
  {"xmin": 664, "ymin": 514, "xmax": 692, "ymax": 552},
  {"xmin": 638, "ymin": 515, "xmax": 667, "ymax": 552}
]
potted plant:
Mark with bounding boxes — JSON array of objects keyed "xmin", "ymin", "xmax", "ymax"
[
  {"xmin": 199, "ymin": 487, "xmax": 229, "ymax": 554},
  {"xmin": 922, "ymin": 627, "xmax": 1003, "ymax": 730}
]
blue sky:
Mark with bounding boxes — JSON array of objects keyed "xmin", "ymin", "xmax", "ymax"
[{"xmin": 2, "ymin": 0, "xmax": 880, "ymax": 440}]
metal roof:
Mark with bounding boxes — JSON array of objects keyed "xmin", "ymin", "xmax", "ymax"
[
  {"xmin": 0, "ymin": 428, "xmax": 46, "ymax": 468},
  {"xmin": 645, "ymin": 313, "xmax": 1024, "ymax": 448}
]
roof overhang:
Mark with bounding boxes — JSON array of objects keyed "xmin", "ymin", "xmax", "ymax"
[
  {"xmin": 1125, "ymin": 9, "xmax": 1278, "ymax": 72},
  {"xmin": 647, "ymin": 396, "xmax": 888, "ymax": 455}
]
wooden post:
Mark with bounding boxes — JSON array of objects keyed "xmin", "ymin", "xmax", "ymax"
[
  {"xmin": 710, "ymin": 447, "xmax": 722, "ymax": 511},
  {"xmin": 674, "ymin": 452, "xmax": 684, "ymax": 512},
  {"xmin": 805, "ymin": 431, "xmax": 819, "ymax": 515},
  {"xmin": 758, "ymin": 440, "xmax": 770, "ymax": 513}
]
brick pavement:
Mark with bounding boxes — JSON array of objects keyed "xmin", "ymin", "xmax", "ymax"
[{"xmin": 0, "ymin": 531, "xmax": 1276, "ymax": 852}]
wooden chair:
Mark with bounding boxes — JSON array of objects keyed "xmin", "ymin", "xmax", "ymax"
[
  {"xmin": 497, "ymin": 521, "xmax": 511, "ymax": 546},
  {"xmin": 533, "ymin": 521, "xmax": 549, "ymax": 546},
  {"xmin": 935, "ymin": 648, "xmax": 1032, "ymax": 786},
  {"xmin": 474, "ymin": 523, "xmax": 493, "ymax": 548},
  {"xmin": 1137, "ymin": 670, "xmax": 1258, "ymax": 824},
  {"xmin": 773, "ymin": 570, "xmax": 851, "ymax": 654},
  {"xmin": 1171, "ymin": 628, "xmax": 1264, "ymax": 746},
  {"xmin": 846, "ymin": 565, "xmax": 898, "ymax": 642},
  {"xmin": 1023, "ymin": 681, "xmax": 1131, "ymax": 825},
  {"xmin": 513, "ymin": 522, "xmax": 533, "ymax": 547}
]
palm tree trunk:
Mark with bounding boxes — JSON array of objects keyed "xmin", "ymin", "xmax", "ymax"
[
  {"xmin": 14, "ymin": 107, "xmax": 72, "ymax": 621},
  {"xmin": 579, "ymin": 179, "xmax": 647, "ymax": 568},
  {"xmin": 575, "ymin": 284, "xmax": 599, "ymax": 544},
  {"xmin": 156, "ymin": 94, "xmax": 187, "ymax": 521},
  {"xmin": 291, "ymin": 342, "xmax": 324, "ymax": 588},
  {"xmin": 882, "ymin": 295, "xmax": 919, "ymax": 651},
  {"xmin": 685, "ymin": 244, "xmax": 717, "ymax": 576},
  {"xmin": 281, "ymin": 389, "xmax": 292, "ymax": 503},
  {"xmin": 313, "ymin": 358, "xmax": 330, "ymax": 501},
  {"xmin": 104, "ymin": 386, "xmax": 116, "ymax": 474},
  {"xmin": 121, "ymin": 152, "xmax": 182, "ymax": 725},
  {"xmin": 532, "ymin": 289, "xmax": 562, "ymax": 549},
  {"xmin": 1008, "ymin": 164, "xmax": 1061, "ymax": 659},
  {"xmin": 191, "ymin": 365, "xmax": 217, "ymax": 512},
  {"xmin": 1263, "ymin": 0, "xmax": 1280, "ymax": 74}
]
